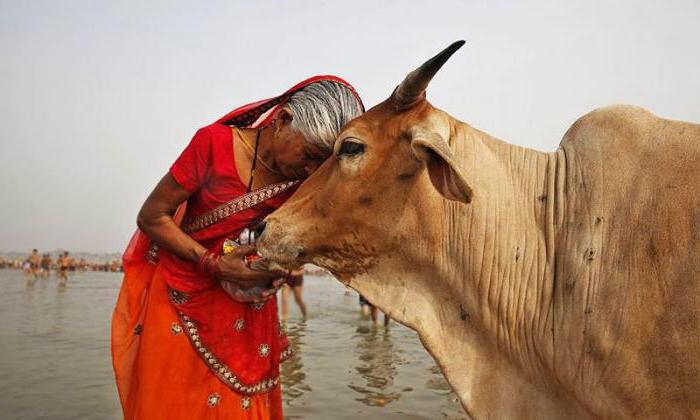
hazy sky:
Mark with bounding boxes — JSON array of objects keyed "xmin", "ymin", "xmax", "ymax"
[{"xmin": 1, "ymin": 0, "xmax": 698, "ymax": 253}]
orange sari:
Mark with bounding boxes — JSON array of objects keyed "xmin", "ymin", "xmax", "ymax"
[
  {"xmin": 112, "ymin": 162, "xmax": 296, "ymax": 419},
  {"xmin": 112, "ymin": 76, "xmax": 363, "ymax": 419},
  {"xmin": 112, "ymin": 254, "xmax": 284, "ymax": 419}
]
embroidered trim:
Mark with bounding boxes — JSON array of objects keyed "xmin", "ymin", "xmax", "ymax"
[
  {"xmin": 234, "ymin": 318, "xmax": 245, "ymax": 332},
  {"xmin": 146, "ymin": 243, "xmax": 159, "ymax": 264},
  {"xmin": 181, "ymin": 181, "xmax": 299, "ymax": 233},
  {"xmin": 250, "ymin": 301, "xmax": 266, "ymax": 310},
  {"xmin": 167, "ymin": 287, "xmax": 190, "ymax": 305},
  {"xmin": 280, "ymin": 346, "xmax": 294, "ymax": 361},
  {"xmin": 178, "ymin": 313, "xmax": 283, "ymax": 396},
  {"xmin": 207, "ymin": 393, "xmax": 221, "ymax": 407},
  {"xmin": 222, "ymin": 96, "xmax": 285, "ymax": 127}
]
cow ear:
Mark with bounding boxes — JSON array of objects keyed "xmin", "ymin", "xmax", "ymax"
[{"xmin": 410, "ymin": 129, "xmax": 472, "ymax": 204}]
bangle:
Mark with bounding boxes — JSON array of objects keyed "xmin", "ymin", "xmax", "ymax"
[{"xmin": 197, "ymin": 249, "xmax": 220, "ymax": 278}]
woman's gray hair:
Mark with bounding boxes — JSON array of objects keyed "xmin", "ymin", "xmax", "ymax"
[{"xmin": 284, "ymin": 81, "xmax": 363, "ymax": 153}]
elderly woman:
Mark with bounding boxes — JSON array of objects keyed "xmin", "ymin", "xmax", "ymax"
[{"xmin": 112, "ymin": 76, "xmax": 363, "ymax": 419}]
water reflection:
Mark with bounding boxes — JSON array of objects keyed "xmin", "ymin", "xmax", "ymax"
[
  {"xmin": 426, "ymin": 364, "xmax": 453, "ymax": 392},
  {"xmin": 280, "ymin": 320, "xmax": 310, "ymax": 400},
  {"xmin": 349, "ymin": 326, "xmax": 404, "ymax": 407},
  {"xmin": 276, "ymin": 275, "xmax": 468, "ymax": 419}
]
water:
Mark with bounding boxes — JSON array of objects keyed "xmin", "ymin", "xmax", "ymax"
[{"xmin": 0, "ymin": 270, "xmax": 466, "ymax": 419}]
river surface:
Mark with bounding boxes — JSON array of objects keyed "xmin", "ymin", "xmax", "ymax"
[{"xmin": 0, "ymin": 270, "xmax": 465, "ymax": 419}]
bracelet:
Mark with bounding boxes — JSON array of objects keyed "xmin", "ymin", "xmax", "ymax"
[{"xmin": 197, "ymin": 249, "xmax": 220, "ymax": 278}]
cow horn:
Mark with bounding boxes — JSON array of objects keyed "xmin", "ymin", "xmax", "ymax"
[{"xmin": 391, "ymin": 40, "xmax": 466, "ymax": 111}]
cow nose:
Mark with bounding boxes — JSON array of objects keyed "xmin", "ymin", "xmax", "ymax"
[{"xmin": 253, "ymin": 220, "xmax": 267, "ymax": 240}]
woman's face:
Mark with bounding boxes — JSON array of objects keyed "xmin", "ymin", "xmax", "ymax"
[{"xmin": 271, "ymin": 112, "xmax": 331, "ymax": 180}]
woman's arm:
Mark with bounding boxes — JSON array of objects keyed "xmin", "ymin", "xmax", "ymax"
[
  {"xmin": 137, "ymin": 173, "xmax": 284, "ymax": 286},
  {"xmin": 137, "ymin": 173, "xmax": 205, "ymax": 262}
]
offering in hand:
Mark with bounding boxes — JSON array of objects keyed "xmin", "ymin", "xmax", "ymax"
[
  {"xmin": 222, "ymin": 227, "xmax": 271, "ymax": 270},
  {"xmin": 221, "ymin": 226, "xmax": 275, "ymax": 296}
]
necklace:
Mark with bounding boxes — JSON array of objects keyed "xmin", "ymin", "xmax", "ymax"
[{"xmin": 234, "ymin": 127, "xmax": 281, "ymax": 176}]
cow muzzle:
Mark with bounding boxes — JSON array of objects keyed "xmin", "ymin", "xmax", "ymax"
[{"xmin": 256, "ymin": 218, "xmax": 304, "ymax": 268}]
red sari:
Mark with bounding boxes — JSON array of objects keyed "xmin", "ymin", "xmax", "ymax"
[{"xmin": 112, "ymin": 76, "xmax": 363, "ymax": 419}]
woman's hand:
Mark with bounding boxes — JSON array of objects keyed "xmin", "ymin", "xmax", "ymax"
[
  {"xmin": 215, "ymin": 244, "xmax": 286, "ymax": 288},
  {"xmin": 220, "ymin": 277, "xmax": 287, "ymax": 303}
]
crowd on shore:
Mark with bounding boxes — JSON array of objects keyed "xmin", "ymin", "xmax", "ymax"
[{"xmin": 0, "ymin": 249, "xmax": 123, "ymax": 275}]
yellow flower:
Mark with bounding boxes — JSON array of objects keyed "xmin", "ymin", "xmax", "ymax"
[{"xmin": 222, "ymin": 239, "xmax": 237, "ymax": 255}]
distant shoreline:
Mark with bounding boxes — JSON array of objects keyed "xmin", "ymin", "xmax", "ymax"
[{"xmin": 0, "ymin": 250, "xmax": 121, "ymax": 263}]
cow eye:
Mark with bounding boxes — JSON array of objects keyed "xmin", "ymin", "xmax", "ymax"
[{"xmin": 338, "ymin": 140, "xmax": 365, "ymax": 158}]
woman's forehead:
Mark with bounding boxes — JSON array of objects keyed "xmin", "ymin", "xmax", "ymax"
[{"xmin": 305, "ymin": 140, "xmax": 330, "ymax": 159}]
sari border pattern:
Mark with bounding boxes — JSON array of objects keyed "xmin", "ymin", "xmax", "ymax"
[
  {"xmin": 177, "ymin": 312, "xmax": 293, "ymax": 396},
  {"xmin": 182, "ymin": 180, "xmax": 299, "ymax": 234},
  {"xmin": 146, "ymin": 243, "xmax": 160, "ymax": 265},
  {"xmin": 167, "ymin": 286, "xmax": 190, "ymax": 305}
]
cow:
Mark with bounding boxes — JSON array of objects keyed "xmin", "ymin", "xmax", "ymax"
[{"xmin": 257, "ymin": 41, "xmax": 700, "ymax": 418}]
